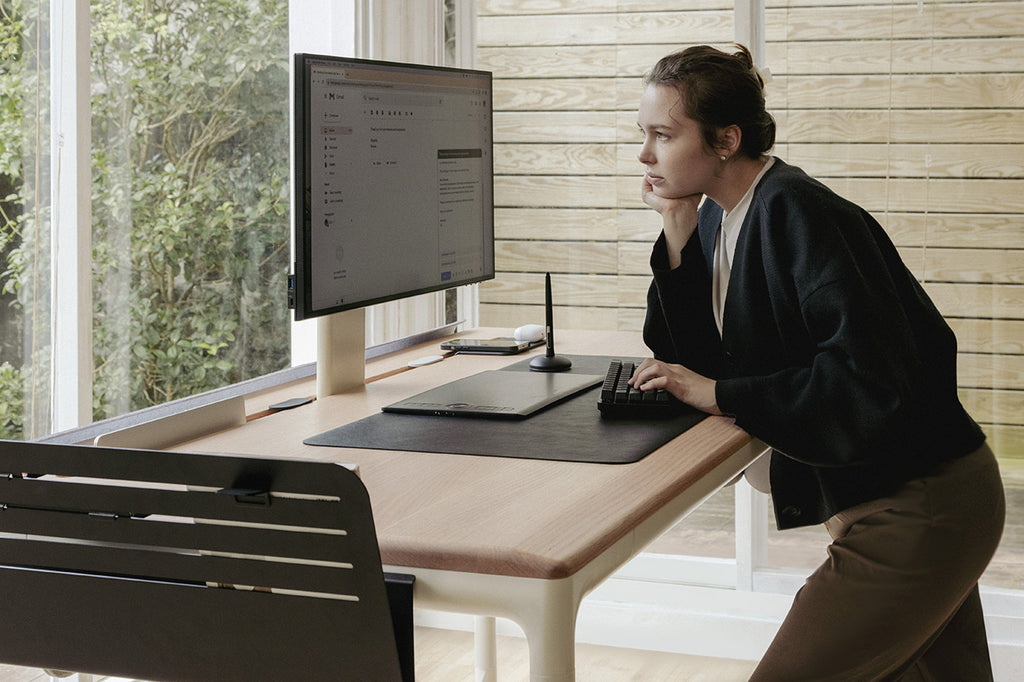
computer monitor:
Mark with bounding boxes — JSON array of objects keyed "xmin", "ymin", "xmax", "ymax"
[{"xmin": 292, "ymin": 53, "xmax": 494, "ymax": 395}]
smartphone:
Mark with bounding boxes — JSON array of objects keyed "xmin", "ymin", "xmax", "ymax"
[{"xmin": 440, "ymin": 337, "xmax": 543, "ymax": 355}]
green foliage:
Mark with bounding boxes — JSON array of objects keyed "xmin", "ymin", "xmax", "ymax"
[
  {"xmin": 0, "ymin": 361, "xmax": 24, "ymax": 439},
  {"xmin": 1, "ymin": 0, "xmax": 292, "ymax": 432},
  {"xmin": 90, "ymin": 0, "xmax": 291, "ymax": 415},
  {"xmin": 0, "ymin": 0, "xmax": 25, "ymax": 261},
  {"xmin": 0, "ymin": 2, "xmax": 23, "ymax": 182}
]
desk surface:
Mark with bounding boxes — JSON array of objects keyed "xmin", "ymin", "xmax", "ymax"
[{"xmin": 176, "ymin": 329, "xmax": 752, "ymax": 581}]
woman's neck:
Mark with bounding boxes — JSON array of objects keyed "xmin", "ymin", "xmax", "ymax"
[{"xmin": 708, "ymin": 155, "xmax": 770, "ymax": 213}]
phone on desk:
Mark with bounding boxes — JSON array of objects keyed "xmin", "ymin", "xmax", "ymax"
[{"xmin": 440, "ymin": 337, "xmax": 543, "ymax": 355}]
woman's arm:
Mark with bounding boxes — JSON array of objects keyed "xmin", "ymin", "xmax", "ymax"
[{"xmin": 640, "ymin": 176, "xmax": 702, "ymax": 270}]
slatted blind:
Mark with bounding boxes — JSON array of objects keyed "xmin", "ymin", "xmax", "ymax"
[{"xmin": 475, "ymin": 0, "xmax": 1023, "ymax": 459}]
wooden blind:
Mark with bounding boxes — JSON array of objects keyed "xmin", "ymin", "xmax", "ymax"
[{"xmin": 475, "ymin": 0, "xmax": 1023, "ymax": 460}]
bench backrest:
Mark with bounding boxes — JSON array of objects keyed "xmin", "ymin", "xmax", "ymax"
[{"xmin": 0, "ymin": 439, "xmax": 404, "ymax": 681}]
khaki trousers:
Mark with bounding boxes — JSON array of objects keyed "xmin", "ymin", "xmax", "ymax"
[{"xmin": 750, "ymin": 443, "xmax": 1005, "ymax": 681}]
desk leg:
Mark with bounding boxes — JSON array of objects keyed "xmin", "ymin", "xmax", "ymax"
[
  {"xmin": 475, "ymin": 615, "xmax": 497, "ymax": 682},
  {"xmin": 513, "ymin": 577, "xmax": 579, "ymax": 682},
  {"xmin": 389, "ymin": 566, "xmax": 581, "ymax": 682},
  {"xmin": 522, "ymin": 612, "xmax": 577, "ymax": 682}
]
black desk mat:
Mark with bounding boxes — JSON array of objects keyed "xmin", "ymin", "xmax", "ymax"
[{"xmin": 304, "ymin": 355, "xmax": 707, "ymax": 464}]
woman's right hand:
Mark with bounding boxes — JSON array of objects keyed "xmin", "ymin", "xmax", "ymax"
[{"xmin": 641, "ymin": 176, "xmax": 702, "ymax": 269}]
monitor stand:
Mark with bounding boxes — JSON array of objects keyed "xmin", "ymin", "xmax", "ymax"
[{"xmin": 317, "ymin": 308, "xmax": 366, "ymax": 399}]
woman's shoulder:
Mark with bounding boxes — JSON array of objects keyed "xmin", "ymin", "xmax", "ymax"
[
  {"xmin": 751, "ymin": 158, "xmax": 887, "ymax": 268},
  {"xmin": 758, "ymin": 158, "xmax": 829, "ymax": 197},
  {"xmin": 756, "ymin": 157, "xmax": 862, "ymax": 218}
]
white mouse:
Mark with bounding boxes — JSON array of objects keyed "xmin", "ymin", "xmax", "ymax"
[{"xmin": 513, "ymin": 323, "xmax": 545, "ymax": 343}]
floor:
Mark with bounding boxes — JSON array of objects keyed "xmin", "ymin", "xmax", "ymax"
[
  {"xmin": 414, "ymin": 627, "xmax": 759, "ymax": 681},
  {"xmin": 0, "ymin": 629, "xmax": 759, "ymax": 682}
]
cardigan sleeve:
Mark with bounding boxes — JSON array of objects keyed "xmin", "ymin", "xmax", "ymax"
[
  {"xmin": 643, "ymin": 224, "xmax": 724, "ymax": 379},
  {"xmin": 714, "ymin": 187, "xmax": 939, "ymax": 468}
]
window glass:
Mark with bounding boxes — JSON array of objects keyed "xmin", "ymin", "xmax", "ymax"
[
  {"xmin": 91, "ymin": 0, "xmax": 291, "ymax": 419},
  {"xmin": 0, "ymin": 0, "xmax": 291, "ymax": 438},
  {"xmin": 1, "ymin": 0, "xmax": 47, "ymax": 438}
]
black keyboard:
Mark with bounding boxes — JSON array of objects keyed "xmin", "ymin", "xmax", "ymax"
[{"xmin": 598, "ymin": 359, "xmax": 680, "ymax": 418}]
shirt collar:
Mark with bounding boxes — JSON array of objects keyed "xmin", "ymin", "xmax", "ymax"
[{"xmin": 720, "ymin": 156, "xmax": 775, "ymax": 262}]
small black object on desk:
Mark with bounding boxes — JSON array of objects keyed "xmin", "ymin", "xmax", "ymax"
[{"xmin": 530, "ymin": 272, "xmax": 572, "ymax": 372}]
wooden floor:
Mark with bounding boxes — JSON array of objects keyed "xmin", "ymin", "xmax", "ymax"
[
  {"xmin": 0, "ymin": 627, "xmax": 759, "ymax": 681},
  {"xmin": 415, "ymin": 627, "xmax": 759, "ymax": 681}
]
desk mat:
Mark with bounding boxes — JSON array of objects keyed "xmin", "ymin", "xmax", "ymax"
[{"xmin": 304, "ymin": 355, "xmax": 707, "ymax": 464}]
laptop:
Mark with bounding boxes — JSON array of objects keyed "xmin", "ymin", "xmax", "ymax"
[{"xmin": 382, "ymin": 369, "xmax": 603, "ymax": 419}]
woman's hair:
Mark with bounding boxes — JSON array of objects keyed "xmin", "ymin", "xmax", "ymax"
[{"xmin": 643, "ymin": 44, "xmax": 775, "ymax": 158}]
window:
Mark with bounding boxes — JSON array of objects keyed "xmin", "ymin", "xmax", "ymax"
[
  {"xmin": 0, "ymin": 0, "xmax": 479, "ymax": 440},
  {"xmin": 0, "ymin": 1, "xmax": 307, "ymax": 438},
  {"xmin": 1, "ymin": 0, "xmax": 299, "ymax": 440},
  {"xmin": 90, "ymin": 0, "xmax": 292, "ymax": 423}
]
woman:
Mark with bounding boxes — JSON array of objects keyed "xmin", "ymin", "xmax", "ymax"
[{"xmin": 632, "ymin": 44, "xmax": 1005, "ymax": 680}]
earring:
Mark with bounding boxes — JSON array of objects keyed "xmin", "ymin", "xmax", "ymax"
[{"xmin": 720, "ymin": 155, "xmax": 727, "ymax": 161}]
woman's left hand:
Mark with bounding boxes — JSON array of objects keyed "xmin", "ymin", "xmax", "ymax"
[{"xmin": 629, "ymin": 358, "xmax": 722, "ymax": 416}]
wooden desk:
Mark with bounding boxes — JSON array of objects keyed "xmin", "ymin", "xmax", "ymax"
[{"xmin": 174, "ymin": 329, "xmax": 763, "ymax": 681}]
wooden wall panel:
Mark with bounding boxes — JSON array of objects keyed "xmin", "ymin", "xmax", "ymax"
[
  {"xmin": 494, "ymin": 208, "xmax": 619, "ymax": 240},
  {"xmin": 780, "ymin": 144, "xmax": 1023, "ymax": 179},
  {"xmin": 493, "ymin": 79, "xmax": 618, "ymax": 110},
  {"xmin": 881, "ymin": 214, "xmax": 1024, "ymax": 250},
  {"xmin": 479, "ymin": 46, "xmax": 617, "ymax": 77},
  {"xmin": 949, "ymin": 319, "xmax": 1024, "ymax": 355},
  {"xmin": 780, "ymin": 111, "xmax": 1023, "ymax": 144},
  {"xmin": 496, "ymin": 176, "xmax": 620, "ymax": 208},
  {"xmin": 495, "ymin": 143, "xmax": 616, "ymax": 175},
  {"xmin": 773, "ymin": 3, "xmax": 1019, "ymax": 41},
  {"xmin": 494, "ymin": 111, "xmax": 617, "ymax": 142},
  {"xmin": 925, "ymin": 283, "xmax": 1024, "ymax": 320},
  {"xmin": 475, "ymin": 0, "xmax": 1024, "ymax": 457},
  {"xmin": 784, "ymin": 74, "xmax": 1024, "ymax": 109},
  {"xmin": 494, "ymin": 241, "xmax": 618, "ymax": 272},
  {"xmin": 776, "ymin": 38, "xmax": 1024, "ymax": 74}
]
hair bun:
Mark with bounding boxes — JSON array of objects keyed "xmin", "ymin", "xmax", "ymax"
[{"xmin": 732, "ymin": 44, "xmax": 755, "ymax": 68}]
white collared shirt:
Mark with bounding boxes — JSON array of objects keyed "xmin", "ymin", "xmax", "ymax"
[{"xmin": 712, "ymin": 156, "xmax": 775, "ymax": 337}]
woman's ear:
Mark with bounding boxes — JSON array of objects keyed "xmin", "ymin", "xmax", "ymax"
[{"xmin": 715, "ymin": 125, "xmax": 743, "ymax": 159}]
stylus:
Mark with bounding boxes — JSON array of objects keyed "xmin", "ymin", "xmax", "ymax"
[{"xmin": 530, "ymin": 273, "xmax": 572, "ymax": 372}]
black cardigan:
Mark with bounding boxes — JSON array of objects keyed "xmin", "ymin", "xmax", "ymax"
[{"xmin": 644, "ymin": 159, "xmax": 985, "ymax": 529}]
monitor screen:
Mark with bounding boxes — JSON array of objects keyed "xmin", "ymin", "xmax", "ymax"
[{"xmin": 293, "ymin": 53, "xmax": 495, "ymax": 321}]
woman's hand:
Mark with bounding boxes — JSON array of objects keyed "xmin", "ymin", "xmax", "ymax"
[
  {"xmin": 629, "ymin": 358, "xmax": 722, "ymax": 416},
  {"xmin": 641, "ymin": 176, "xmax": 703, "ymax": 269}
]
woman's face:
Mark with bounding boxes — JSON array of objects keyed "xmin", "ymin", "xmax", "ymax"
[{"xmin": 636, "ymin": 84, "xmax": 720, "ymax": 200}]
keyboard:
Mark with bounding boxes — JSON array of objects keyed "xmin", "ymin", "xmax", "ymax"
[{"xmin": 598, "ymin": 359, "xmax": 680, "ymax": 418}]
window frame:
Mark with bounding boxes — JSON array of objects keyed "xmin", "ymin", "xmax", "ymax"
[{"xmin": 50, "ymin": 0, "xmax": 91, "ymax": 432}]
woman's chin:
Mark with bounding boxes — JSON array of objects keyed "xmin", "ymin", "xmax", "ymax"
[{"xmin": 658, "ymin": 188, "xmax": 704, "ymax": 202}]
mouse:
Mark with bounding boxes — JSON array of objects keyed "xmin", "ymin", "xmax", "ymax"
[{"xmin": 513, "ymin": 323, "xmax": 545, "ymax": 343}]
